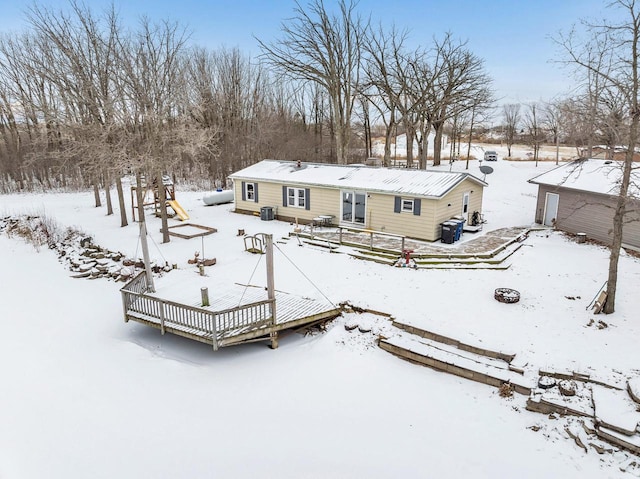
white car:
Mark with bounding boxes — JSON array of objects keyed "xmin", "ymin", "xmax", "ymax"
[{"xmin": 484, "ymin": 150, "xmax": 498, "ymax": 161}]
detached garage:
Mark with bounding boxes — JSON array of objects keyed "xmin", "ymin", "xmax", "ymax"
[
  {"xmin": 528, "ymin": 159, "xmax": 640, "ymax": 250},
  {"xmin": 228, "ymin": 160, "xmax": 487, "ymax": 242}
]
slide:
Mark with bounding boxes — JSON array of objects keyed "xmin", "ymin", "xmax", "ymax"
[{"xmin": 166, "ymin": 200, "xmax": 190, "ymax": 221}]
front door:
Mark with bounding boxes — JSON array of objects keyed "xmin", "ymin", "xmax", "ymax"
[
  {"xmin": 543, "ymin": 192, "xmax": 559, "ymax": 226},
  {"xmin": 461, "ymin": 192, "xmax": 470, "ymax": 223}
]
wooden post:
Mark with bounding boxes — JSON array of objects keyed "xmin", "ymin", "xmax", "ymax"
[
  {"xmin": 339, "ymin": 227, "xmax": 343, "ymax": 245},
  {"xmin": 401, "ymin": 236, "xmax": 406, "ymax": 253},
  {"xmin": 370, "ymin": 231, "xmax": 374, "ymax": 250},
  {"xmin": 121, "ymin": 291, "xmax": 129, "ymax": 322},
  {"xmin": 201, "ymin": 287, "xmax": 210, "ymax": 307},
  {"xmin": 265, "ymin": 234, "xmax": 278, "ymax": 349},
  {"xmin": 211, "ymin": 312, "xmax": 219, "ymax": 351},
  {"xmin": 269, "ymin": 331, "xmax": 279, "ymax": 350},
  {"xmin": 136, "ymin": 172, "xmax": 155, "ymax": 293},
  {"xmin": 159, "ymin": 302, "xmax": 166, "ymax": 335}
]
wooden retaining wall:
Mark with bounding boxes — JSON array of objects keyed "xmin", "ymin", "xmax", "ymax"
[
  {"xmin": 378, "ymin": 339, "xmax": 531, "ymax": 396},
  {"xmin": 391, "ymin": 322, "xmax": 516, "ymax": 363}
]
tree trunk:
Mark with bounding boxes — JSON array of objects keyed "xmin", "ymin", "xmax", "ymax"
[
  {"xmin": 104, "ymin": 174, "xmax": 113, "ymax": 216},
  {"xmin": 334, "ymin": 120, "xmax": 346, "ymax": 164},
  {"xmin": 93, "ymin": 180, "xmax": 101, "ymax": 207},
  {"xmin": 115, "ymin": 175, "xmax": 128, "ymax": 227},
  {"xmin": 466, "ymin": 108, "xmax": 476, "ymax": 170},
  {"xmin": 383, "ymin": 110, "xmax": 395, "ymax": 167},
  {"xmin": 404, "ymin": 123, "xmax": 415, "ymax": 168},
  {"xmin": 603, "ymin": 116, "xmax": 638, "ymax": 314},
  {"xmin": 433, "ymin": 123, "xmax": 445, "ymax": 166},
  {"xmin": 383, "ymin": 124, "xmax": 393, "ymax": 167}
]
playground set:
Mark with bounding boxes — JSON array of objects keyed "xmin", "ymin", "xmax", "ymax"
[{"xmin": 131, "ymin": 175, "xmax": 190, "ymax": 222}]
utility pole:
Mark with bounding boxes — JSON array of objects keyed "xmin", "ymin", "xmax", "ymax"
[
  {"xmin": 265, "ymin": 234, "xmax": 278, "ymax": 349},
  {"xmin": 135, "ymin": 172, "xmax": 155, "ymax": 293}
]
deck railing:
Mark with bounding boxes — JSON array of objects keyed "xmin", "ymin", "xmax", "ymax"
[
  {"xmin": 121, "ymin": 272, "xmax": 275, "ymax": 350},
  {"xmin": 214, "ymin": 299, "xmax": 274, "ymax": 335},
  {"xmin": 337, "ymin": 226, "xmax": 406, "ymax": 252}
]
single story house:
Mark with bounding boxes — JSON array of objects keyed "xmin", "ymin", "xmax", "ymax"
[
  {"xmin": 528, "ymin": 159, "xmax": 640, "ymax": 250},
  {"xmin": 228, "ymin": 160, "xmax": 487, "ymax": 242}
]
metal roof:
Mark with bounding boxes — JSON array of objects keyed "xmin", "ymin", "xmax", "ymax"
[
  {"xmin": 528, "ymin": 159, "xmax": 639, "ymax": 198},
  {"xmin": 229, "ymin": 160, "xmax": 487, "ymax": 198}
]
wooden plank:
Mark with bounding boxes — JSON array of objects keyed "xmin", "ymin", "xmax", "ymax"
[{"xmin": 593, "ymin": 291, "xmax": 608, "ymax": 314}]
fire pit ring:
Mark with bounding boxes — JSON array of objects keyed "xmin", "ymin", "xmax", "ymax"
[{"xmin": 494, "ymin": 288, "xmax": 520, "ymax": 304}]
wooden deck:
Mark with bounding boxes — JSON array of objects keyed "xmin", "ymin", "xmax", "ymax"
[{"xmin": 121, "ymin": 271, "xmax": 341, "ymax": 350}]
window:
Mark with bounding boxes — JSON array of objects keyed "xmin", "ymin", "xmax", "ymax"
[
  {"xmin": 394, "ymin": 196, "xmax": 421, "ymax": 216},
  {"xmin": 245, "ymin": 183, "xmax": 255, "ymax": 201},
  {"xmin": 287, "ymin": 187, "xmax": 306, "ymax": 208},
  {"xmin": 241, "ymin": 182, "xmax": 258, "ymax": 202}
]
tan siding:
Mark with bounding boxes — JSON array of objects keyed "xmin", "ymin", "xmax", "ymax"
[
  {"xmin": 433, "ymin": 180, "xmax": 483, "ymax": 240},
  {"xmin": 365, "ymin": 193, "xmax": 439, "ymax": 240},
  {"xmin": 232, "ymin": 177, "xmax": 485, "ymax": 242},
  {"xmin": 233, "ymin": 180, "xmax": 341, "ymax": 224}
]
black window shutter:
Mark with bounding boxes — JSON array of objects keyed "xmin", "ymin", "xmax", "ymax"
[
  {"xmin": 241, "ymin": 181, "xmax": 246, "ymax": 201},
  {"xmin": 254, "ymin": 183, "xmax": 259, "ymax": 203},
  {"xmin": 305, "ymin": 188, "xmax": 310, "ymax": 210},
  {"xmin": 394, "ymin": 196, "xmax": 401, "ymax": 213},
  {"xmin": 282, "ymin": 186, "xmax": 287, "ymax": 207},
  {"xmin": 413, "ymin": 198, "xmax": 421, "ymax": 216}
]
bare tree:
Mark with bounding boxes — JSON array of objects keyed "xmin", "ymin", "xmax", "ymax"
[
  {"xmin": 258, "ymin": 0, "xmax": 367, "ymax": 164},
  {"xmin": 427, "ymin": 33, "xmax": 492, "ymax": 166},
  {"xmin": 557, "ymin": 0, "xmax": 640, "ymax": 313},
  {"xmin": 117, "ymin": 16, "xmax": 193, "ymax": 243},
  {"xmin": 523, "ymin": 102, "xmax": 545, "ymax": 165},
  {"xmin": 361, "ymin": 24, "xmax": 408, "ymax": 166},
  {"xmin": 502, "ymin": 103, "xmax": 520, "ymax": 157},
  {"xmin": 543, "ymin": 100, "xmax": 563, "ymax": 165}
]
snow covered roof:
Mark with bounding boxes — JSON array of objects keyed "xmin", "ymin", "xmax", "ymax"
[
  {"xmin": 528, "ymin": 159, "xmax": 640, "ymax": 198},
  {"xmin": 229, "ymin": 160, "xmax": 487, "ymax": 198}
]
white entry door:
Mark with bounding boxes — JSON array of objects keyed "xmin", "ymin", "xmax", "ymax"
[
  {"xmin": 461, "ymin": 192, "xmax": 470, "ymax": 222},
  {"xmin": 341, "ymin": 190, "xmax": 366, "ymax": 224},
  {"xmin": 543, "ymin": 193, "xmax": 559, "ymax": 226}
]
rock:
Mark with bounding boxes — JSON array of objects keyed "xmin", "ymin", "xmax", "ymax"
[
  {"xmin": 589, "ymin": 442, "xmax": 613, "ymax": 455},
  {"xmin": 71, "ymin": 271, "xmax": 91, "ymax": 279},
  {"xmin": 559, "ymin": 380, "xmax": 577, "ymax": 396},
  {"xmin": 581, "ymin": 420, "xmax": 597, "ymax": 435},
  {"xmin": 78, "ymin": 263, "xmax": 95, "ymax": 273},
  {"xmin": 565, "ymin": 426, "xmax": 588, "ymax": 453}
]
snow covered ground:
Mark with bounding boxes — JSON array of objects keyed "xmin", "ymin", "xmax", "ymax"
[{"xmin": 0, "ymin": 154, "xmax": 639, "ymax": 478}]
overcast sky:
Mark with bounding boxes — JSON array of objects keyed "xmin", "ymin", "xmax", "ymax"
[{"xmin": 0, "ymin": 0, "xmax": 618, "ymax": 107}]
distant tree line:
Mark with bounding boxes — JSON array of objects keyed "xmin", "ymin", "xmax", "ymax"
[
  {"xmin": 0, "ymin": 1, "xmax": 332, "ymax": 198},
  {"xmin": 0, "ymin": 0, "xmax": 495, "ymax": 198}
]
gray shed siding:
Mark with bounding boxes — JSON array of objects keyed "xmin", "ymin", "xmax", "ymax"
[{"xmin": 534, "ymin": 184, "xmax": 640, "ymax": 249}]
